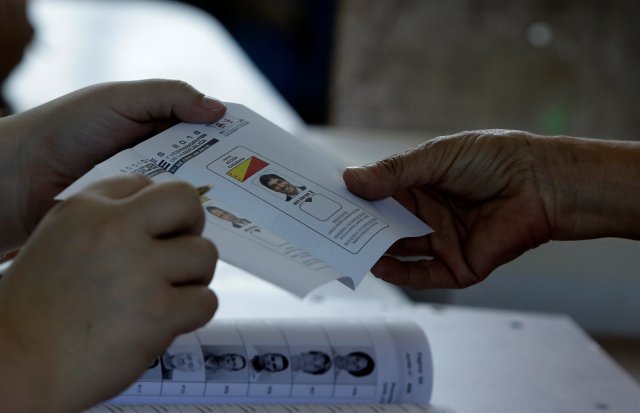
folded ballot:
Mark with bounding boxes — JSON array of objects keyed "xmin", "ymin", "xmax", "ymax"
[{"xmin": 58, "ymin": 104, "xmax": 432, "ymax": 296}]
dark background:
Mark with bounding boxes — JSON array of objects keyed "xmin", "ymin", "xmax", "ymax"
[
  {"xmin": 179, "ymin": 0, "xmax": 639, "ymax": 141},
  {"xmin": 180, "ymin": 0, "xmax": 338, "ymax": 125}
]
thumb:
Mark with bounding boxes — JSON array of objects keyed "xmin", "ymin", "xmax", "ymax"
[
  {"xmin": 107, "ymin": 79, "xmax": 227, "ymax": 124},
  {"xmin": 343, "ymin": 144, "xmax": 434, "ymax": 200}
]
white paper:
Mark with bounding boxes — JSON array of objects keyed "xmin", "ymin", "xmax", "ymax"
[{"xmin": 57, "ymin": 104, "xmax": 432, "ymax": 296}]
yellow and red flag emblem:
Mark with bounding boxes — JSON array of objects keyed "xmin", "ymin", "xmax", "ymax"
[{"xmin": 227, "ymin": 156, "xmax": 269, "ymax": 182}]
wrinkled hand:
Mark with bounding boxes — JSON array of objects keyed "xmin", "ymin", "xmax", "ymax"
[
  {"xmin": 344, "ymin": 130, "xmax": 555, "ymax": 289},
  {"xmin": 0, "ymin": 79, "xmax": 226, "ymax": 249},
  {"xmin": 0, "ymin": 175, "xmax": 218, "ymax": 413}
]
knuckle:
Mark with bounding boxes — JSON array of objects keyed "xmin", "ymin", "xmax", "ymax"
[
  {"xmin": 192, "ymin": 238, "xmax": 218, "ymax": 281},
  {"xmin": 167, "ymin": 79, "xmax": 195, "ymax": 94},
  {"xmin": 59, "ymin": 192, "xmax": 97, "ymax": 212},
  {"xmin": 164, "ymin": 181, "xmax": 198, "ymax": 201},
  {"xmin": 58, "ymin": 194, "xmax": 105, "ymax": 223},
  {"xmin": 123, "ymin": 173, "xmax": 152, "ymax": 186},
  {"xmin": 199, "ymin": 238, "xmax": 219, "ymax": 262},
  {"xmin": 202, "ymin": 290, "xmax": 219, "ymax": 324},
  {"xmin": 203, "ymin": 289, "xmax": 219, "ymax": 316},
  {"xmin": 61, "ymin": 195, "xmax": 131, "ymax": 243},
  {"xmin": 377, "ymin": 155, "xmax": 405, "ymax": 180},
  {"xmin": 455, "ymin": 271, "xmax": 484, "ymax": 289},
  {"xmin": 176, "ymin": 289, "xmax": 218, "ymax": 334},
  {"xmin": 155, "ymin": 181, "xmax": 202, "ymax": 212}
]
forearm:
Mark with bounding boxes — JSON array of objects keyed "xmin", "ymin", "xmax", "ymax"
[{"xmin": 533, "ymin": 135, "xmax": 640, "ymax": 240}]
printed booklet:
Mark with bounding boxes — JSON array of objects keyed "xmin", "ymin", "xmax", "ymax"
[
  {"xmin": 84, "ymin": 318, "xmax": 433, "ymax": 412},
  {"xmin": 58, "ymin": 104, "xmax": 432, "ymax": 297}
]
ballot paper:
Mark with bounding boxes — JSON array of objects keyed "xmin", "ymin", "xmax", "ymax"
[{"xmin": 57, "ymin": 104, "xmax": 432, "ymax": 296}]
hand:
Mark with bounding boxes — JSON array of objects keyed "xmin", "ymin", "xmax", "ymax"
[
  {"xmin": 0, "ymin": 79, "xmax": 226, "ymax": 250},
  {"xmin": 345, "ymin": 130, "xmax": 640, "ymax": 289},
  {"xmin": 0, "ymin": 175, "xmax": 218, "ymax": 413},
  {"xmin": 344, "ymin": 130, "xmax": 558, "ymax": 289}
]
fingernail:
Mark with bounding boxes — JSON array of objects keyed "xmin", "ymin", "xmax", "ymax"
[
  {"xmin": 345, "ymin": 166, "xmax": 370, "ymax": 184},
  {"xmin": 202, "ymin": 96, "xmax": 226, "ymax": 112}
]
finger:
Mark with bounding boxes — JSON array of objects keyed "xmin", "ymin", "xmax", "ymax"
[
  {"xmin": 386, "ymin": 189, "xmax": 460, "ymax": 258},
  {"xmin": 108, "ymin": 79, "xmax": 226, "ymax": 124},
  {"xmin": 127, "ymin": 181, "xmax": 205, "ymax": 237},
  {"xmin": 371, "ymin": 256, "xmax": 482, "ymax": 289},
  {"xmin": 343, "ymin": 137, "xmax": 458, "ymax": 200},
  {"xmin": 155, "ymin": 236, "xmax": 218, "ymax": 286},
  {"xmin": 387, "ymin": 235, "xmax": 434, "ymax": 257},
  {"xmin": 372, "ymin": 202, "xmax": 482, "ymax": 289},
  {"xmin": 83, "ymin": 174, "xmax": 152, "ymax": 200},
  {"xmin": 165, "ymin": 286, "xmax": 219, "ymax": 335}
]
